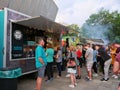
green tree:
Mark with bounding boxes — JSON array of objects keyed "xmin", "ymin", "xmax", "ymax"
[
  {"xmin": 67, "ymin": 24, "xmax": 81, "ymax": 36},
  {"xmin": 82, "ymin": 8, "xmax": 120, "ymax": 43},
  {"xmin": 68, "ymin": 24, "xmax": 80, "ymax": 31}
]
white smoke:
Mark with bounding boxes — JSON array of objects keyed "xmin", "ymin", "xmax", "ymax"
[{"xmin": 82, "ymin": 23, "xmax": 112, "ymax": 44}]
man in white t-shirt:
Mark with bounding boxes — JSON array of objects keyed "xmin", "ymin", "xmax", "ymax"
[{"xmin": 84, "ymin": 43, "xmax": 93, "ymax": 81}]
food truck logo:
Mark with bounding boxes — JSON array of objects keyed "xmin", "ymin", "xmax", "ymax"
[{"xmin": 14, "ymin": 30, "xmax": 22, "ymax": 40}]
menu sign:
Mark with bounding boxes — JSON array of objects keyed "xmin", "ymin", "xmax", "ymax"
[{"xmin": 11, "ymin": 23, "xmax": 23, "ymax": 59}]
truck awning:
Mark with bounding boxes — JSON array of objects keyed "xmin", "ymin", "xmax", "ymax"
[{"xmin": 13, "ymin": 16, "xmax": 68, "ymax": 34}]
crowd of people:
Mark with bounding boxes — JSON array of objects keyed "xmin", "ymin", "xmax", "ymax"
[{"xmin": 35, "ymin": 37, "xmax": 120, "ymax": 90}]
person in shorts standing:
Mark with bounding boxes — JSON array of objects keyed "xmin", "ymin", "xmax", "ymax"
[
  {"xmin": 76, "ymin": 44, "xmax": 82, "ymax": 79},
  {"xmin": 35, "ymin": 38, "xmax": 47, "ymax": 90},
  {"xmin": 85, "ymin": 43, "xmax": 93, "ymax": 81},
  {"xmin": 67, "ymin": 57, "xmax": 77, "ymax": 88}
]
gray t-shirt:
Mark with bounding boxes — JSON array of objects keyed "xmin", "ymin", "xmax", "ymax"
[
  {"xmin": 85, "ymin": 48, "xmax": 93, "ymax": 62},
  {"xmin": 56, "ymin": 50, "xmax": 62, "ymax": 63}
]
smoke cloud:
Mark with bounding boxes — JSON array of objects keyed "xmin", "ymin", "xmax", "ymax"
[{"xmin": 81, "ymin": 23, "xmax": 112, "ymax": 44}]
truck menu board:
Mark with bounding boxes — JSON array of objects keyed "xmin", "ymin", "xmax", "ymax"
[
  {"xmin": 11, "ymin": 23, "xmax": 45, "ymax": 60},
  {"xmin": 12, "ymin": 23, "xmax": 24, "ymax": 59}
]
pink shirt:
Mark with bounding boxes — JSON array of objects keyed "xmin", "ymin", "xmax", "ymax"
[{"xmin": 116, "ymin": 52, "xmax": 120, "ymax": 63}]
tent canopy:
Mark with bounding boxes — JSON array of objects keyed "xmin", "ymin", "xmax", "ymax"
[{"xmin": 13, "ymin": 16, "xmax": 68, "ymax": 34}]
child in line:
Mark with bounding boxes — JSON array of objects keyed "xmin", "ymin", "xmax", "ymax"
[{"xmin": 67, "ymin": 57, "xmax": 77, "ymax": 88}]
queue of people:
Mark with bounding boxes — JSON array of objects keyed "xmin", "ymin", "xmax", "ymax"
[{"xmin": 35, "ymin": 37, "xmax": 120, "ymax": 90}]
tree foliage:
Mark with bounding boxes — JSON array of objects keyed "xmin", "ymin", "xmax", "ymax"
[
  {"xmin": 82, "ymin": 8, "xmax": 120, "ymax": 43},
  {"xmin": 67, "ymin": 24, "xmax": 81, "ymax": 36},
  {"xmin": 68, "ymin": 24, "xmax": 80, "ymax": 31}
]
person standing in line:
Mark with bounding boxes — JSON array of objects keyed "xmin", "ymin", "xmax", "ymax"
[
  {"xmin": 56, "ymin": 46, "xmax": 62, "ymax": 78},
  {"xmin": 66, "ymin": 46, "xmax": 77, "ymax": 76},
  {"xmin": 95, "ymin": 45, "xmax": 112, "ymax": 81},
  {"xmin": 110, "ymin": 44, "xmax": 117, "ymax": 66},
  {"xmin": 82, "ymin": 45, "xmax": 87, "ymax": 66},
  {"xmin": 67, "ymin": 46, "xmax": 79, "ymax": 74},
  {"xmin": 97, "ymin": 54, "xmax": 104, "ymax": 75},
  {"xmin": 110, "ymin": 44, "xmax": 117, "ymax": 78},
  {"xmin": 35, "ymin": 38, "xmax": 47, "ymax": 90},
  {"xmin": 45, "ymin": 43, "xmax": 54, "ymax": 82},
  {"xmin": 67, "ymin": 57, "xmax": 77, "ymax": 88},
  {"xmin": 76, "ymin": 44, "xmax": 82, "ymax": 79},
  {"xmin": 92, "ymin": 45, "xmax": 98, "ymax": 77},
  {"xmin": 113, "ymin": 47, "xmax": 120, "ymax": 79},
  {"xmin": 84, "ymin": 43, "xmax": 94, "ymax": 81}
]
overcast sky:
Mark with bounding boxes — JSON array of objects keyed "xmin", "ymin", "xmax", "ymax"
[{"xmin": 54, "ymin": 0, "xmax": 120, "ymax": 26}]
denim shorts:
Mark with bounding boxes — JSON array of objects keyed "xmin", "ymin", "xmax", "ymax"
[{"xmin": 37, "ymin": 65, "xmax": 46, "ymax": 78}]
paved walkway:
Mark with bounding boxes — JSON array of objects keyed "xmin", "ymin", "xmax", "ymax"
[{"xmin": 18, "ymin": 67, "xmax": 120, "ymax": 90}]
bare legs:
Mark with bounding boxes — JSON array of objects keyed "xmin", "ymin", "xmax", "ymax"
[
  {"xmin": 77, "ymin": 66, "xmax": 81, "ymax": 77},
  {"xmin": 88, "ymin": 70, "xmax": 92, "ymax": 80},
  {"xmin": 113, "ymin": 60, "xmax": 119, "ymax": 75},
  {"xmin": 86, "ymin": 62, "xmax": 93, "ymax": 80},
  {"xmin": 70, "ymin": 73, "xmax": 76, "ymax": 85},
  {"xmin": 36, "ymin": 77, "xmax": 42, "ymax": 90}
]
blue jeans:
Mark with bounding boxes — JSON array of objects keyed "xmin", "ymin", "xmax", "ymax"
[{"xmin": 57, "ymin": 62, "xmax": 62, "ymax": 76}]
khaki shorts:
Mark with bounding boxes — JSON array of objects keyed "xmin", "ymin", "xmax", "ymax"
[{"xmin": 86, "ymin": 62, "xmax": 93, "ymax": 71}]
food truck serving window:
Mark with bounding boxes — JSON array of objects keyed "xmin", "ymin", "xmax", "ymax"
[
  {"xmin": 10, "ymin": 16, "xmax": 68, "ymax": 60},
  {"xmin": 11, "ymin": 23, "xmax": 44, "ymax": 60}
]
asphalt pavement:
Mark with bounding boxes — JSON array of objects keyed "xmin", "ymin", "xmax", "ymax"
[{"xmin": 18, "ymin": 66, "xmax": 120, "ymax": 90}]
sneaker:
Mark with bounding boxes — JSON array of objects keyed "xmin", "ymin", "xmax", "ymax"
[
  {"xmin": 114, "ymin": 75, "xmax": 118, "ymax": 79},
  {"xmin": 112, "ymin": 75, "xmax": 116, "ymax": 78},
  {"xmin": 66, "ymin": 74, "xmax": 70, "ymax": 77},
  {"xmin": 45, "ymin": 80, "xmax": 50, "ymax": 83},
  {"xmin": 105, "ymin": 78, "xmax": 109, "ymax": 81},
  {"xmin": 112, "ymin": 75, "xmax": 118, "ymax": 79},
  {"xmin": 76, "ymin": 75, "xmax": 81, "ymax": 79},
  {"xmin": 100, "ymin": 78, "xmax": 105, "ymax": 81},
  {"xmin": 101, "ymin": 78, "xmax": 109, "ymax": 81},
  {"xmin": 69, "ymin": 84, "xmax": 75, "ymax": 88},
  {"xmin": 85, "ymin": 77, "xmax": 91, "ymax": 81},
  {"xmin": 50, "ymin": 77, "xmax": 54, "ymax": 81},
  {"xmin": 74, "ymin": 83, "xmax": 77, "ymax": 86},
  {"xmin": 57, "ymin": 75, "xmax": 60, "ymax": 78},
  {"xmin": 93, "ymin": 74, "xmax": 98, "ymax": 77},
  {"xmin": 89, "ymin": 79, "xmax": 92, "ymax": 81}
]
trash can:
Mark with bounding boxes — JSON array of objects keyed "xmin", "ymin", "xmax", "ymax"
[{"xmin": 0, "ymin": 67, "xmax": 22, "ymax": 90}]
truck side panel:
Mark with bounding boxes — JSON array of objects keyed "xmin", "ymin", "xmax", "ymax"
[{"xmin": 0, "ymin": 11, "xmax": 4, "ymax": 68}]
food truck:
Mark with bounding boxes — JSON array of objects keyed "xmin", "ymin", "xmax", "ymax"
[{"xmin": 0, "ymin": 8, "xmax": 68, "ymax": 75}]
